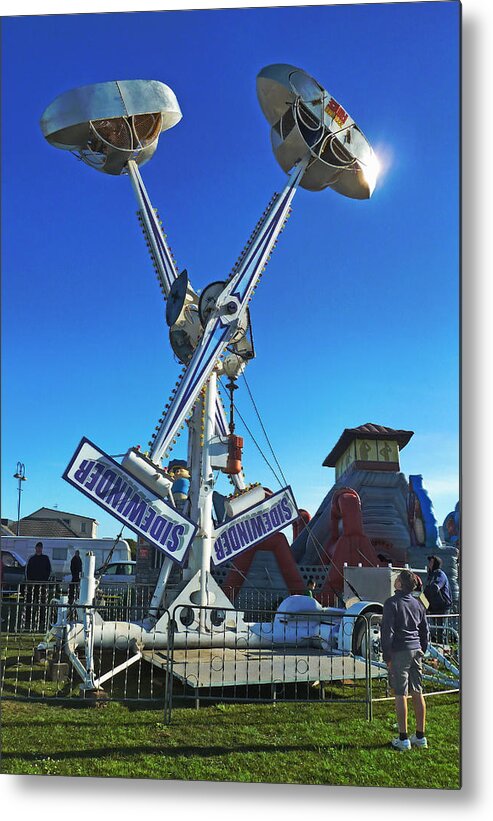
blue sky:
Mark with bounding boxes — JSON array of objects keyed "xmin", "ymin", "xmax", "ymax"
[{"xmin": 1, "ymin": 1, "xmax": 460, "ymax": 538}]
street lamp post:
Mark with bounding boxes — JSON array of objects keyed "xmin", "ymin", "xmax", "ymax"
[{"xmin": 13, "ymin": 462, "xmax": 27, "ymax": 536}]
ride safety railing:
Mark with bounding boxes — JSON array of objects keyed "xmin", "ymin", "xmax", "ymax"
[
  {"xmin": 1, "ymin": 589, "xmax": 460, "ymax": 718},
  {"xmin": 365, "ymin": 612, "xmax": 460, "ymax": 718},
  {"xmin": 162, "ymin": 603, "xmax": 379, "ymax": 722},
  {"xmin": 0, "ymin": 596, "xmax": 170, "ymax": 704}
]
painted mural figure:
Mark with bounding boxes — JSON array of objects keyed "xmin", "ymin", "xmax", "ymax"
[{"xmin": 379, "ymin": 442, "xmax": 392, "ymax": 461}]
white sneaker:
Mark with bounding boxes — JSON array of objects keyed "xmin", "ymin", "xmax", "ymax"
[
  {"xmin": 391, "ymin": 737, "xmax": 411, "ymax": 751},
  {"xmin": 410, "ymin": 734, "xmax": 428, "ymax": 748}
]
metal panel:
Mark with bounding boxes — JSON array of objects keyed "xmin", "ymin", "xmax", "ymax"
[
  {"xmin": 257, "ymin": 63, "xmax": 378, "ymax": 198},
  {"xmin": 40, "ymin": 79, "xmax": 182, "ymax": 144}
]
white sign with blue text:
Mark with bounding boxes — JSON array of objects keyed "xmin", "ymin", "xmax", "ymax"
[
  {"xmin": 212, "ymin": 486, "xmax": 298, "ymax": 566},
  {"xmin": 63, "ymin": 438, "xmax": 197, "ymax": 565}
]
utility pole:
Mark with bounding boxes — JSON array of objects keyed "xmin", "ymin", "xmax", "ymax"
[{"xmin": 13, "ymin": 462, "xmax": 27, "ymax": 535}]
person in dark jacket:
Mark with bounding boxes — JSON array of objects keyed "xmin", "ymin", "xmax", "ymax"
[
  {"xmin": 24, "ymin": 542, "xmax": 52, "ymax": 630},
  {"xmin": 26, "ymin": 542, "xmax": 52, "ymax": 581},
  {"xmin": 68, "ymin": 549, "xmax": 83, "ymax": 604},
  {"xmin": 381, "ymin": 569, "xmax": 430, "ymax": 751},
  {"xmin": 424, "ymin": 555, "xmax": 452, "ymax": 615},
  {"xmin": 305, "ymin": 578, "xmax": 316, "ymax": 598}
]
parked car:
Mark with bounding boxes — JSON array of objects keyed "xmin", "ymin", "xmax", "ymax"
[
  {"xmin": 1, "ymin": 549, "xmax": 27, "ymax": 592},
  {"xmin": 63, "ymin": 560, "xmax": 136, "ymax": 586},
  {"xmin": 97, "ymin": 560, "xmax": 136, "ymax": 585}
]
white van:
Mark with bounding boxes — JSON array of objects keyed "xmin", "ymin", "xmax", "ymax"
[{"xmin": 0, "ymin": 536, "xmax": 132, "ymax": 581}]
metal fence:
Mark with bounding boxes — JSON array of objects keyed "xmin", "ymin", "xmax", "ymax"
[
  {"xmin": 0, "ymin": 581, "xmax": 158, "ymax": 627},
  {"xmin": 1, "ymin": 581, "xmax": 336, "ymax": 626},
  {"xmin": 1, "ymin": 588, "xmax": 460, "ymax": 719},
  {"xmin": 366, "ymin": 612, "xmax": 460, "ymax": 719},
  {"xmin": 221, "ymin": 586, "xmax": 339, "ymax": 621},
  {"xmin": 1, "ymin": 598, "xmax": 167, "ymax": 703},
  {"xmin": 162, "ymin": 603, "xmax": 379, "ymax": 723}
]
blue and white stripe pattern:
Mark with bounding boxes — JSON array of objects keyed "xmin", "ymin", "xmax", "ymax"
[
  {"xmin": 219, "ymin": 161, "xmax": 306, "ymax": 314},
  {"xmin": 129, "ymin": 162, "xmax": 237, "ymax": 452},
  {"xmin": 214, "ymin": 399, "xmax": 229, "ymax": 437},
  {"xmin": 150, "ymin": 316, "xmax": 230, "ymax": 460},
  {"xmin": 131, "ymin": 163, "xmax": 178, "ymax": 296},
  {"xmin": 149, "ymin": 161, "xmax": 306, "ymax": 463}
]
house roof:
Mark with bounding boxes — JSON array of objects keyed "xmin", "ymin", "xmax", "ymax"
[
  {"xmin": 27, "ymin": 507, "xmax": 98, "ymax": 523},
  {"xmin": 15, "ymin": 518, "xmax": 81, "ymax": 538},
  {"xmin": 323, "ymin": 423, "xmax": 414, "ymax": 467},
  {"xmin": 1, "ymin": 522, "xmax": 16, "ymax": 536}
]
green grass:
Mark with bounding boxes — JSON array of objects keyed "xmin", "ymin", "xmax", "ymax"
[
  {"xmin": 0, "ymin": 626, "xmax": 460, "ymax": 787},
  {"xmin": 1, "ymin": 694, "xmax": 460, "ymax": 788}
]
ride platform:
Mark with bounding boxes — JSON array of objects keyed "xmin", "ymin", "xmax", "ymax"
[{"xmin": 141, "ymin": 646, "xmax": 386, "ymax": 689}]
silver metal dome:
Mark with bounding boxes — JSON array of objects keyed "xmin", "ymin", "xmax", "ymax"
[
  {"xmin": 40, "ymin": 79, "xmax": 182, "ymax": 175},
  {"xmin": 257, "ymin": 64, "xmax": 378, "ymax": 198}
]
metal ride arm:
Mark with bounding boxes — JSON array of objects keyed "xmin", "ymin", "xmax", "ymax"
[
  {"xmin": 149, "ymin": 158, "xmax": 308, "ymax": 465},
  {"xmin": 127, "ymin": 159, "xmax": 180, "ymax": 296},
  {"xmin": 127, "ymin": 159, "xmax": 244, "ymax": 487}
]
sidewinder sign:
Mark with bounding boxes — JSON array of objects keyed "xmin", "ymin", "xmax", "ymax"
[
  {"xmin": 212, "ymin": 486, "xmax": 298, "ymax": 566},
  {"xmin": 63, "ymin": 437, "xmax": 197, "ymax": 565}
]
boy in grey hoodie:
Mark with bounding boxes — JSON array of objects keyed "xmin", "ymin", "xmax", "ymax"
[{"xmin": 381, "ymin": 569, "xmax": 430, "ymax": 750}]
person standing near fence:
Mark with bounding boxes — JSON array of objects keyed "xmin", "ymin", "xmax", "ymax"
[
  {"xmin": 305, "ymin": 578, "xmax": 316, "ymax": 597},
  {"xmin": 26, "ymin": 542, "xmax": 52, "ymax": 583},
  {"xmin": 24, "ymin": 542, "xmax": 52, "ymax": 630},
  {"xmin": 68, "ymin": 549, "xmax": 83, "ymax": 604},
  {"xmin": 381, "ymin": 569, "xmax": 430, "ymax": 751},
  {"xmin": 424, "ymin": 555, "xmax": 452, "ymax": 615}
]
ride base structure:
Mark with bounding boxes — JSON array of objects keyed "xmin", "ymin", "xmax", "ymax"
[{"xmin": 38, "ymin": 68, "xmax": 455, "ymax": 696}]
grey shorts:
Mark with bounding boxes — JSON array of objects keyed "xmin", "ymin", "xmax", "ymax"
[{"xmin": 390, "ymin": 649, "xmax": 424, "ymax": 695}]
